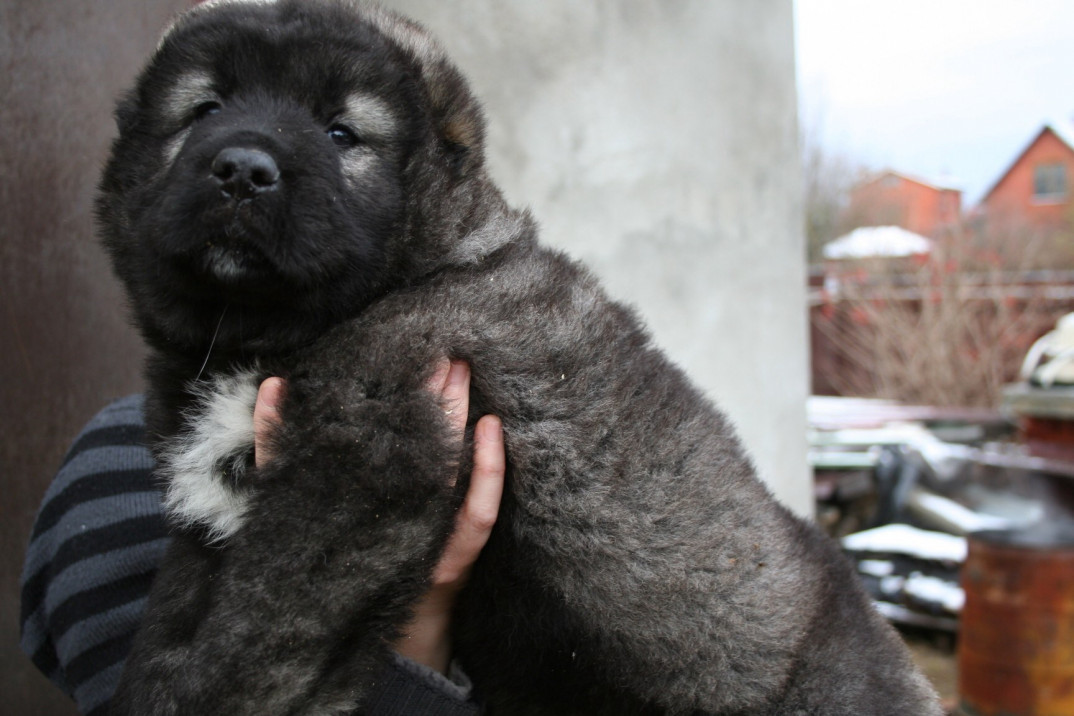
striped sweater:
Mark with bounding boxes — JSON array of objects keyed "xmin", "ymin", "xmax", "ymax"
[{"xmin": 20, "ymin": 395, "xmax": 478, "ymax": 715}]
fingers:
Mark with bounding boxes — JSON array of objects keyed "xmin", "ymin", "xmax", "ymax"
[
  {"xmin": 394, "ymin": 367, "xmax": 502, "ymax": 673},
  {"xmin": 253, "ymin": 377, "xmax": 285, "ymax": 469},
  {"xmin": 432, "ymin": 415, "xmax": 504, "ymax": 586},
  {"xmin": 467, "ymin": 415, "xmax": 505, "ymax": 531},
  {"xmin": 256, "ymin": 361, "xmax": 469, "ymax": 472},
  {"xmin": 427, "ymin": 359, "xmax": 470, "ymax": 437},
  {"xmin": 426, "ymin": 359, "xmax": 452, "ymax": 394},
  {"xmin": 252, "ymin": 364, "xmax": 499, "ymax": 585}
]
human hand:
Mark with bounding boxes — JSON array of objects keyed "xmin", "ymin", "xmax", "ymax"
[
  {"xmin": 250, "ymin": 362, "xmax": 505, "ymax": 674},
  {"xmin": 393, "ymin": 360, "xmax": 504, "ymax": 673},
  {"xmin": 253, "ymin": 377, "xmax": 286, "ymax": 469}
]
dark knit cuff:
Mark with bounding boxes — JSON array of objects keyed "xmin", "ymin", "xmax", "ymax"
[{"xmin": 358, "ymin": 653, "xmax": 479, "ymax": 715}]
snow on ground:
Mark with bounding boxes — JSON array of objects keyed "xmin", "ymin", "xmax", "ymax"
[{"xmin": 822, "ymin": 226, "xmax": 932, "ymax": 260}]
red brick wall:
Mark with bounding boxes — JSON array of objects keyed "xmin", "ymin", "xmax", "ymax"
[{"xmin": 847, "ymin": 173, "xmax": 961, "ymax": 238}]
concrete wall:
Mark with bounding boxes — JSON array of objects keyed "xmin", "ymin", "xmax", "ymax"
[{"xmin": 386, "ymin": 0, "xmax": 811, "ymax": 515}]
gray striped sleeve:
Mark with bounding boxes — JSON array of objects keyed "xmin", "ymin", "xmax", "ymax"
[{"xmin": 20, "ymin": 395, "xmax": 168, "ymax": 713}]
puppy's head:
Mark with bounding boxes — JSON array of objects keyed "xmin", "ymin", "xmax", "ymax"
[{"xmin": 99, "ymin": 0, "xmax": 490, "ymax": 354}]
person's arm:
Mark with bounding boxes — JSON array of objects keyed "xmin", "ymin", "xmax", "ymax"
[
  {"xmin": 20, "ymin": 395, "xmax": 165, "ymax": 716},
  {"xmin": 22, "ymin": 362, "xmax": 503, "ymax": 715}
]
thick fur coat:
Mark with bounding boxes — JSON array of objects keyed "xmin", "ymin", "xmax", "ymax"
[{"xmin": 100, "ymin": 1, "xmax": 942, "ymax": 714}]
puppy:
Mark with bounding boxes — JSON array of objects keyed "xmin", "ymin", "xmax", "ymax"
[{"xmin": 100, "ymin": 1, "xmax": 942, "ymax": 713}]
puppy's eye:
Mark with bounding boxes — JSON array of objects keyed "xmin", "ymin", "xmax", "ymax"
[
  {"xmin": 327, "ymin": 124, "xmax": 361, "ymax": 148},
  {"xmin": 193, "ymin": 101, "xmax": 222, "ymax": 121}
]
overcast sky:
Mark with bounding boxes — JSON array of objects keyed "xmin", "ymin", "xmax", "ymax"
[{"xmin": 794, "ymin": 0, "xmax": 1074, "ymax": 205}]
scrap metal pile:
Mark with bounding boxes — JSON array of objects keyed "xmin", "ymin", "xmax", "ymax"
[{"xmin": 810, "ymin": 383, "xmax": 1074, "ymax": 633}]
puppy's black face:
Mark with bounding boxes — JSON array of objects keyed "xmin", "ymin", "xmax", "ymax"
[{"xmin": 99, "ymin": 0, "xmax": 475, "ymax": 355}]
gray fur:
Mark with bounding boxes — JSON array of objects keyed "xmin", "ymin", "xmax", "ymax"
[{"xmin": 100, "ymin": 1, "xmax": 942, "ymax": 714}]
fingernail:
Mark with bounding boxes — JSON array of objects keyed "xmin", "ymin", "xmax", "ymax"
[
  {"xmin": 478, "ymin": 415, "xmax": 502, "ymax": 442},
  {"xmin": 259, "ymin": 377, "xmax": 282, "ymax": 410}
]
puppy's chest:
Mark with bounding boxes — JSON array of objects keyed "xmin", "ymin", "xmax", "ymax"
[{"xmin": 157, "ymin": 368, "xmax": 262, "ymax": 543}]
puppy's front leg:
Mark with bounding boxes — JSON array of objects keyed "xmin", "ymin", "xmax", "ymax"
[{"xmin": 111, "ymin": 374, "xmax": 463, "ymax": 716}]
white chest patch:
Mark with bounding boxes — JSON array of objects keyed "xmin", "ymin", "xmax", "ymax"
[{"xmin": 159, "ymin": 369, "xmax": 261, "ymax": 543}]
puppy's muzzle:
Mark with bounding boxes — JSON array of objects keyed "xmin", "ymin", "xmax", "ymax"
[{"xmin": 211, "ymin": 147, "xmax": 280, "ymax": 201}]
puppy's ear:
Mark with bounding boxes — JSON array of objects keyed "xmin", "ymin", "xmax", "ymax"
[
  {"xmin": 366, "ymin": 7, "xmax": 486, "ymax": 175},
  {"xmin": 425, "ymin": 63, "xmax": 485, "ymax": 175}
]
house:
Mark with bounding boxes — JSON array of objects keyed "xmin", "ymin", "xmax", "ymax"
[
  {"xmin": 844, "ymin": 170, "xmax": 962, "ymax": 238},
  {"xmin": 979, "ymin": 121, "xmax": 1074, "ymax": 231}
]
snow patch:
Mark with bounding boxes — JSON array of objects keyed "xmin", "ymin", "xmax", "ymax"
[
  {"xmin": 842, "ymin": 523, "xmax": 967, "ymax": 563},
  {"xmin": 823, "ymin": 226, "xmax": 932, "ymax": 260},
  {"xmin": 904, "ymin": 573, "xmax": 965, "ymax": 613}
]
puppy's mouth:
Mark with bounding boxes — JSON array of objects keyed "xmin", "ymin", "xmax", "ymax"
[
  {"xmin": 201, "ymin": 242, "xmax": 271, "ymax": 284},
  {"xmin": 180, "ymin": 203, "xmax": 276, "ymax": 280},
  {"xmin": 174, "ymin": 238, "xmax": 279, "ymax": 302}
]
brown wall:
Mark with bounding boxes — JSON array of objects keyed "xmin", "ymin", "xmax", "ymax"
[
  {"xmin": 0, "ymin": 1, "xmax": 190, "ymax": 712},
  {"xmin": 983, "ymin": 129, "xmax": 1074, "ymax": 230}
]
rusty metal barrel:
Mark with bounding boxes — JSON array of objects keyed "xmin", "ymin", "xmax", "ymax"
[{"xmin": 958, "ymin": 525, "xmax": 1074, "ymax": 715}]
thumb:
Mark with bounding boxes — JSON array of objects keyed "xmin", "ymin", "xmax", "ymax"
[{"xmin": 253, "ymin": 377, "xmax": 285, "ymax": 469}]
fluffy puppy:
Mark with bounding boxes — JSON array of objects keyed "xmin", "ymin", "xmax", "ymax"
[{"xmin": 99, "ymin": 1, "xmax": 942, "ymax": 714}]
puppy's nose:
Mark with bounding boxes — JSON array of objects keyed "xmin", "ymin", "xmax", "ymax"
[{"xmin": 211, "ymin": 147, "xmax": 280, "ymax": 200}]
